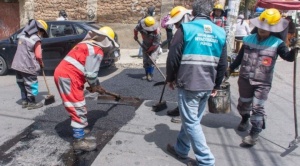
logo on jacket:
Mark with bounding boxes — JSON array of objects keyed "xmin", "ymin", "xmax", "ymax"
[
  {"xmin": 262, "ymin": 57, "xmax": 272, "ymax": 66},
  {"xmin": 204, "ymin": 25, "xmax": 212, "ymax": 33}
]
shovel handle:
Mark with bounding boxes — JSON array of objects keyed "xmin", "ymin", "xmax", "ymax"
[
  {"xmin": 293, "ymin": 49, "xmax": 298, "ymax": 139},
  {"xmin": 135, "ymin": 39, "xmax": 166, "ymax": 80},
  {"xmin": 86, "ymin": 87, "xmax": 121, "ymax": 100}
]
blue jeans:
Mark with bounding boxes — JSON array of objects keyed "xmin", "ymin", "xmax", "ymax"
[{"xmin": 175, "ymin": 88, "xmax": 215, "ymax": 166}]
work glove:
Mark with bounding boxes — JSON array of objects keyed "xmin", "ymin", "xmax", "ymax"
[
  {"xmin": 224, "ymin": 68, "xmax": 232, "ymax": 80},
  {"xmin": 87, "ymin": 85, "xmax": 105, "ymax": 94},
  {"xmin": 290, "ymin": 37, "xmax": 300, "ymax": 48},
  {"xmin": 134, "ymin": 36, "xmax": 138, "ymax": 41}
]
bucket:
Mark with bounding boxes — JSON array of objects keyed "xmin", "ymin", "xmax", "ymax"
[{"xmin": 208, "ymin": 82, "xmax": 231, "ymax": 114}]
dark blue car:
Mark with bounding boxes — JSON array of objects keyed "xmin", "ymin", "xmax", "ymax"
[{"xmin": 0, "ymin": 20, "xmax": 120, "ymax": 75}]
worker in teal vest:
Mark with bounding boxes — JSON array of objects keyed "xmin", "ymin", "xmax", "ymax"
[
  {"xmin": 166, "ymin": 1, "xmax": 227, "ymax": 165},
  {"xmin": 227, "ymin": 8, "xmax": 299, "ymax": 146}
]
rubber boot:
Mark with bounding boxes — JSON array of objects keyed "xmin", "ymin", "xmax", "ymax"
[
  {"xmin": 141, "ymin": 69, "xmax": 148, "ymax": 80},
  {"xmin": 72, "ymin": 128, "xmax": 97, "ymax": 153},
  {"xmin": 147, "ymin": 74, "xmax": 153, "ymax": 82},
  {"xmin": 242, "ymin": 133, "xmax": 259, "ymax": 146},
  {"xmin": 237, "ymin": 114, "xmax": 250, "ymax": 131},
  {"xmin": 147, "ymin": 66, "xmax": 154, "ymax": 82},
  {"xmin": 167, "ymin": 107, "xmax": 180, "ymax": 116},
  {"xmin": 22, "ymin": 100, "xmax": 28, "ymax": 109},
  {"xmin": 27, "ymin": 96, "xmax": 43, "ymax": 110},
  {"xmin": 73, "ymin": 137, "xmax": 97, "ymax": 152}
]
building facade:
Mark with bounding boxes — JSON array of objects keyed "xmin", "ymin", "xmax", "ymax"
[{"xmin": 0, "ymin": 0, "xmax": 196, "ymax": 39}]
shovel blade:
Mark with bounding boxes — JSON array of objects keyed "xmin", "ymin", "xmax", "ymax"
[{"xmin": 97, "ymin": 95, "xmax": 141, "ymax": 106}]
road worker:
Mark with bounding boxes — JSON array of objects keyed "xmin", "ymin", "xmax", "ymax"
[
  {"xmin": 210, "ymin": 4, "xmax": 227, "ymax": 28},
  {"xmin": 226, "ymin": 8, "xmax": 299, "ymax": 146},
  {"xmin": 164, "ymin": 6, "xmax": 193, "ymax": 123},
  {"xmin": 134, "ymin": 16, "xmax": 161, "ymax": 82},
  {"xmin": 11, "ymin": 19, "xmax": 49, "ymax": 110},
  {"xmin": 54, "ymin": 26, "xmax": 119, "ymax": 152}
]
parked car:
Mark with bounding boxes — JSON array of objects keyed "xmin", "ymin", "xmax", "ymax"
[{"xmin": 0, "ymin": 20, "xmax": 120, "ymax": 75}]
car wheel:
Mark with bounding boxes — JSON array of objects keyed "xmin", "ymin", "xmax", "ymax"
[{"xmin": 0, "ymin": 56, "xmax": 8, "ymax": 76}]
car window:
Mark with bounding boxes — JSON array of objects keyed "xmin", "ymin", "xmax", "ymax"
[
  {"xmin": 74, "ymin": 25, "xmax": 86, "ymax": 35},
  {"xmin": 49, "ymin": 24, "xmax": 75, "ymax": 37}
]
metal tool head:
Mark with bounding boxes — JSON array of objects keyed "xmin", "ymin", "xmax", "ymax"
[{"xmin": 152, "ymin": 101, "xmax": 167, "ymax": 112}]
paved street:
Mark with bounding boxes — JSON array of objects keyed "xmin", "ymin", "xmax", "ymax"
[{"xmin": 0, "ymin": 50, "xmax": 299, "ymax": 166}]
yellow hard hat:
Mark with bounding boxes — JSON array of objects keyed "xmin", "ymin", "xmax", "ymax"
[
  {"xmin": 36, "ymin": 20, "xmax": 49, "ymax": 38},
  {"xmin": 250, "ymin": 8, "xmax": 289, "ymax": 33},
  {"xmin": 259, "ymin": 8, "xmax": 281, "ymax": 26},
  {"xmin": 37, "ymin": 20, "xmax": 48, "ymax": 31},
  {"xmin": 170, "ymin": 6, "xmax": 187, "ymax": 18},
  {"xmin": 99, "ymin": 26, "xmax": 115, "ymax": 39},
  {"xmin": 144, "ymin": 16, "xmax": 156, "ymax": 27},
  {"xmin": 166, "ymin": 6, "xmax": 190, "ymax": 25},
  {"xmin": 213, "ymin": 4, "xmax": 224, "ymax": 11}
]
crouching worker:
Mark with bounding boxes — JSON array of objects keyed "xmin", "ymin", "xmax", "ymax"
[
  {"xmin": 226, "ymin": 8, "xmax": 298, "ymax": 146},
  {"xmin": 11, "ymin": 19, "xmax": 49, "ymax": 110},
  {"xmin": 134, "ymin": 16, "xmax": 161, "ymax": 82},
  {"xmin": 54, "ymin": 26, "xmax": 119, "ymax": 152}
]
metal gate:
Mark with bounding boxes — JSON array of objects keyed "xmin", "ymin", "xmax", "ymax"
[{"xmin": 0, "ymin": 1, "xmax": 20, "ymax": 40}]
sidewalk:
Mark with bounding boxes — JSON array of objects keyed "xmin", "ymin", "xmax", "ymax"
[{"xmin": 115, "ymin": 49, "xmax": 168, "ymax": 68}]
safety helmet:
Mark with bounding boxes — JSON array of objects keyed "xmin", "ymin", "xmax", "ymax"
[
  {"xmin": 141, "ymin": 16, "xmax": 158, "ymax": 31},
  {"xmin": 250, "ymin": 8, "xmax": 289, "ymax": 33},
  {"xmin": 99, "ymin": 26, "xmax": 115, "ymax": 39},
  {"xmin": 144, "ymin": 16, "xmax": 156, "ymax": 27},
  {"xmin": 213, "ymin": 4, "xmax": 224, "ymax": 11},
  {"xmin": 258, "ymin": 8, "xmax": 281, "ymax": 26},
  {"xmin": 37, "ymin": 20, "xmax": 49, "ymax": 38},
  {"xmin": 166, "ymin": 6, "xmax": 191, "ymax": 25}
]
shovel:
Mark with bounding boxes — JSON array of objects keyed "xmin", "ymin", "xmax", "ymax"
[
  {"xmin": 86, "ymin": 87, "xmax": 141, "ymax": 106},
  {"xmin": 288, "ymin": 48, "xmax": 300, "ymax": 149},
  {"xmin": 42, "ymin": 69, "xmax": 55, "ymax": 105},
  {"xmin": 152, "ymin": 81, "xmax": 167, "ymax": 112},
  {"xmin": 135, "ymin": 39, "xmax": 166, "ymax": 80}
]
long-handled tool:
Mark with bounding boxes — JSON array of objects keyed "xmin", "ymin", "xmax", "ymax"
[
  {"xmin": 135, "ymin": 39, "xmax": 168, "ymax": 111},
  {"xmin": 86, "ymin": 87, "xmax": 141, "ymax": 105},
  {"xmin": 152, "ymin": 81, "xmax": 167, "ymax": 112},
  {"xmin": 135, "ymin": 39, "xmax": 166, "ymax": 80},
  {"xmin": 289, "ymin": 48, "xmax": 300, "ymax": 148},
  {"xmin": 42, "ymin": 69, "xmax": 55, "ymax": 105}
]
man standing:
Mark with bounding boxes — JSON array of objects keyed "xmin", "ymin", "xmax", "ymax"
[
  {"xmin": 54, "ymin": 26, "xmax": 119, "ymax": 152},
  {"xmin": 11, "ymin": 19, "xmax": 49, "ymax": 110},
  {"xmin": 227, "ymin": 8, "xmax": 298, "ymax": 146},
  {"xmin": 134, "ymin": 16, "xmax": 161, "ymax": 82},
  {"xmin": 166, "ymin": 1, "xmax": 227, "ymax": 165}
]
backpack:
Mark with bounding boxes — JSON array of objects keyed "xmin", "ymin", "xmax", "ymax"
[{"xmin": 161, "ymin": 14, "xmax": 170, "ymax": 29}]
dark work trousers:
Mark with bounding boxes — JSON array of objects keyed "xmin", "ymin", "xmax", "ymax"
[
  {"xmin": 161, "ymin": 28, "xmax": 173, "ymax": 49},
  {"xmin": 16, "ymin": 71, "xmax": 39, "ymax": 103},
  {"xmin": 237, "ymin": 77, "xmax": 271, "ymax": 134}
]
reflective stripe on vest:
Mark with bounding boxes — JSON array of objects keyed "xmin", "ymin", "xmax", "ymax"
[
  {"xmin": 18, "ymin": 35, "xmax": 39, "ymax": 45},
  {"xmin": 64, "ymin": 100, "xmax": 86, "ymax": 108},
  {"xmin": 181, "ymin": 54, "xmax": 219, "ymax": 67},
  {"xmin": 63, "ymin": 43, "xmax": 95, "ymax": 74}
]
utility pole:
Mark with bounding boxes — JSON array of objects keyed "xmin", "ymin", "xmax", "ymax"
[{"xmin": 226, "ymin": 0, "xmax": 241, "ymax": 53}]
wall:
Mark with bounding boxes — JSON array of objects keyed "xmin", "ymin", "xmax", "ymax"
[{"xmin": 0, "ymin": 2, "xmax": 20, "ymax": 39}]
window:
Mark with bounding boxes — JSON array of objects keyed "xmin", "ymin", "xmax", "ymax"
[
  {"xmin": 50, "ymin": 24, "xmax": 75, "ymax": 37},
  {"xmin": 74, "ymin": 25, "xmax": 86, "ymax": 35}
]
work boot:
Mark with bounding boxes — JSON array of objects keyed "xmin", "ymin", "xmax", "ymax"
[
  {"xmin": 147, "ymin": 74, "xmax": 153, "ymax": 82},
  {"xmin": 141, "ymin": 75, "xmax": 147, "ymax": 80},
  {"xmin": 237, "ymin": 114, "xmax": 250, "ymax": 131},
  {"xmin": 242, "ymin": 133, "xmax": 259, "ymax": 146},
  {"xmin": 171, "ymin": 116, "xmax": 181, "ymax": 123},
  {"xmin": 187, "ymin": 160, "xmax": 198, "ymax": 166},
  {"xmin": 73, "ymin": 137, "xmax": 97, "ymax": 152},
  {"xmin": 22, "ymin": 100, "xmax": 28, "ymax": 109},
  {"xmin": 167, "ymin": 144, "xmax": 187, "ymax": 160},
  {"xmin": 27, "ymin": 102, "xmax": 44, "ymax": 110},
  {"xmin": 167, "ymin": 107, "xmax": 180, "ymax": 116}
]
